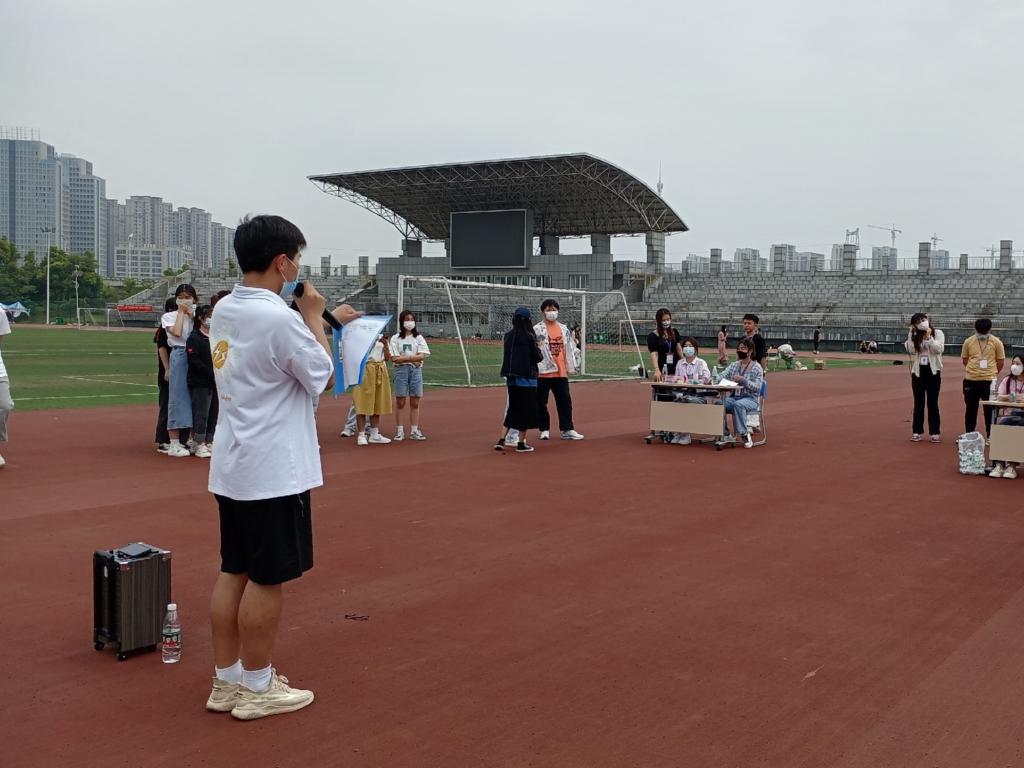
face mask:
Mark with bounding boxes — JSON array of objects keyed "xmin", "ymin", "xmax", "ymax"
[
  {"xmin": 977, "ymin": 333, "xmax": 990, "ymax": 340},
  {"xmin": 403, "ymin": 321, "xmax": 416, "ymax": 331},
  {"xmin": 916, "ymin": 321, "xmax": 929, "ymax": 331},
  {"xmin": 1013, "ymin": 365, "xmax": 1023, "ymax": 376},
  {"xmin": 683, "ymin": 346, "xmax": 696, "ymax": 357},
  {"xmin": 661, "ymin": 320, "xmax": 672, "ymax": 328},
  {"xmin": 737, "ymin": 351, "xmax": 749, "ymax": 360},
  {"xmin": 278, "ymin": 257, "xmax": 299, "ymax": 301},
  {"xmin": 176, "ymin": 298, "xmax": 193, "ymax": 308},
  {"xmin": 545, "ymin": 311, "xmax": 558, "ymax": 322}
]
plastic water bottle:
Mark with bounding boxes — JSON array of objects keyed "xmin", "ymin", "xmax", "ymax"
[
  {"xmin": 711, "ymin": 365, "xmax": 721, "ymax": 385},
  {"xmin": 161, "ymin": 603, "xmax": 181, "ymax": 663},
  {"xmin": 661, "ymin": 364, "xmax": 668, "ymax": 381}
]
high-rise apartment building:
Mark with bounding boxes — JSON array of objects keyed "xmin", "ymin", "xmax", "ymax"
[
  {"xmin": 210, "ymin": 222, "xmax": 236, "ymax": 271},
  {"xmin": 734, "ymin": 247, "xmax": 767, "ymax": 272},
  {"xmin": 0, "ymin": 131, "xmax": 71, "ymax": 259},
  {"xmin": 59, "ymin": 154, "xmax": 107, "ymax": 271},
  {"xmin": 871, "ymin": 246, "xmax": 898, "ymax": 270},
  {"xmin": 175, "ymin": 207, "xmax": 212, "ymax": 268}
]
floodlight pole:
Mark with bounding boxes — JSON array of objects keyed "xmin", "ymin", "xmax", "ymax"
[
  {"xmin": 73, "ymin": 265, "xmax": 82, "ymax": 325},
  {"xmin": 41, "ymin": 226, "xmax": 55, "ymax": 324}
]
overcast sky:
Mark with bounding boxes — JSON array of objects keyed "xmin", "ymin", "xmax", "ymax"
[{"xmin": 3, "ymin": 0, "xmax": 1022, "ymax": 267}]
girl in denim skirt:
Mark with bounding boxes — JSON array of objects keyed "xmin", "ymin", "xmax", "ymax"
[{"xmin": 388, "ymin": 310, "xmax": 430, "ymax": 441}]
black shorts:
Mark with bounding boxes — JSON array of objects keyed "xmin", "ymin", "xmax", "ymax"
[{"xmin": 216, "ymin": 491, "xmax": 313, "ymax": 585}]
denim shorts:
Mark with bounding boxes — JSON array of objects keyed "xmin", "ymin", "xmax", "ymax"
[
  {"xmin": 167, "ymin": 347, "xmax": 193, "ymax": 429},
  {"xmin": 393, "ymin": 364, "xmax": 423, "ymax": 398}
]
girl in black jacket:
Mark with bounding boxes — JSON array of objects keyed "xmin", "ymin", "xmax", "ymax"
[
  {"xmin": 186, "ymin": 304, "xmax": 217, "ymax": 458},
  {"xmin": 496, "ymin": 306, "xmax": 544, "ymax": 453}
]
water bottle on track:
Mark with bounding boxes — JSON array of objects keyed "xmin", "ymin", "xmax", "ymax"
[{"xmin": 162, "ymin": 603, "xmax": 181, "ymax": 663}]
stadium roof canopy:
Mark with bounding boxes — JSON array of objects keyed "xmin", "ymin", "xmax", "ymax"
[{"xmin": 308, "ymin": 153, "xmax": 688, "ymax": 241}]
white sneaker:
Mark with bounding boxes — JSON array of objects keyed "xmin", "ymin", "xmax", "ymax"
[
  {"xmin": 194, "ymin": 444, "xmax": 212, "ymax": 458},
  {"xmin": 230, "ymin": 671, "xmax": 314, "ymax": 721},
  {"xmin": 743, "ymin": 432, "xmax": 754, "ymax": 448},
  {"xmin": 539, "ymin": 430, "xmax": 551, "ymax": 440},
  {"xmin": 340, "ymin": 428, "xmax": 355, "ymax": 438},
  {"xmin": 560, "ymin": 430, "xmax": 585, "ymax": 440},
  {"xmin": 990, "ymin": 464, "xmax": 1005, "ymax": 478},
  {"xmin": 357, "ymin": 433, "xmax": 368, "ymax": 446},
  {"xmin": 394, "ymin": 428, "xmax": 405, "ymax": 442},
  {"xmin": 410, "ymin": 429, "xmax": 426, "ymax": 441},
  {"xmin": 206, "ymin": 677, "xmax": 242, "ymax": 713},
  {"xmin": 167, "ymin": 444, "xmax": 190, "ymax": 457},
  {"xmin": 1004, "ymin": 466, "xmax": 1018, "ymax": 479},
  {"xmin": 368, "ymin": 433, "xmax": 391, "ymax": 444},
  {"xmin": 677, "ymin": 434, "xmax": 692, "ymax": 446}
]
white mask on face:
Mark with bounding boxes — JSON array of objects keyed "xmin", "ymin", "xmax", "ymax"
[
  {"xmin": 1012, "ymin": 364, "xmax": 1023, "ymax": 376},
  {"xmin": 916, "ymin": 320, "xmax": 929, "ymax": 331},
  {"xmin": 403, "ymin": 320, "xmax": 416, "ymax": 331},
  {"xmin": 661, "ymin": 320, "xmax": 672, "ymax": 328},
  {"xmin": 545, "ymin": 311, "xmax": 558, "ymax": 322}
]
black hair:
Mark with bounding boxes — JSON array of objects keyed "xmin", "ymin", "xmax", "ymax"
[
  {"xmin": 211, "ymin": 289, "xmax": 231, "ymax": 308},
  {"xmin": 720, "ymin": 325, "xmax": 727, "ymax": 333},
  {"xmin": 233, "ymin": 214, "xmax": 306, "ymax": 273},
  {"xmin": 174, "ymin": 283, "xmax": 197, "ymax": 301},
  {"xmin": 975, "ymin": 318, "xmax": 993, "ymax": 334},
  {"xmin": 655, "ymin": 308, "xmax": 673, "ymax": 339},
  {"xmin": 164, "ymin": 297, "xmax": 178, "ymax": 313},
  {"xmin": 737, "ymin": 337, "xmax": 753, "ymax": 354},
  {"xmin": 742, "ymin": 313, "xmax": 759, "ymax": 325},
  {"xmin": 194, "ymin": 304, "xmax": 213, "ymax": 325},
  {"xmin": 398, "ymin": 309, "xmax": 420, "ymax": 337},
  {"xmin": 909, "ymin": 312, "xmax": 933, "ymax": 353},
  {"xmin": 541, "ymin": 298, "xmax": 560, "ymax": 311}
]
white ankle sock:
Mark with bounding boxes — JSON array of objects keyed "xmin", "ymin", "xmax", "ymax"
[
  {"xmin": 215, "ymin": 659, "xmax": 242, "ymax": 684},
  {"xmin": 242, "ymin": 664, "xmax": 273, "ymax": 693},
  {"xmin": 170, "ymin": 439, "xmax": 181, "ymax": 447}
]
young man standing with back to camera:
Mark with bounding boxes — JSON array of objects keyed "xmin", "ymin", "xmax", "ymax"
[{"xmin": 205, "ymin": 214, "xmax": 359, "ymax": 720}]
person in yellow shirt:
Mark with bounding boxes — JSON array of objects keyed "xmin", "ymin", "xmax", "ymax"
[{"xmin": 961, "ymin": 318, "xmax": 1005, "ymax": 438}]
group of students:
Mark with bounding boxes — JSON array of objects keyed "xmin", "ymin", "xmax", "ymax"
[
  {"xmin": 494, "ymin": 300, "xmax": 586, "ymax": 452},
  {"xmin": 154, "ymin": 284, "xmax": 231, "ymax": 458},
  {"xmin": 646, "ymin": 309, "xmax": 767, "ymax": 448},
  {"xmin": 906, "ymin": 314, "xmax": 1024, "ymax": 478}
]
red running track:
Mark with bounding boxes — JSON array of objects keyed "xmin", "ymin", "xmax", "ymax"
[{"xmin": 2, "ymin": 361, "xmax": 1023, "ymax": 767}]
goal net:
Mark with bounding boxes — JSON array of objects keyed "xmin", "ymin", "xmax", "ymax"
[
  {"xmin": 77, "ymin": 307, "xmax": 126, "ymax": 329},
  {"xmin": 397, "ymin": 275, "xmax": 646, "ymax": 386}
]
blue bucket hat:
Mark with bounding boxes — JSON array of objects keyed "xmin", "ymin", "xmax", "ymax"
[{"xmin": 513, "ymin": 306, "xmax": 531, "ymax": 320}]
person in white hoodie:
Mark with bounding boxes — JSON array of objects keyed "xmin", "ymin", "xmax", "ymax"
[
  {"xmin": 905, "ymin": 312, "xmax": 945, "ymax": 443},
  {"xmin": 534, "ymin": 299, "xmax": 584, "ymax": 441}
]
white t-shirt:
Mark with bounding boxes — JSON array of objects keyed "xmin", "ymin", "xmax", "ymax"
[
  {"xmin": 207, "ymin": 285, "xmax": 334, "ymax": 501},
  {"xmin": 0, "ymin": 311, "xmax": 11, "ymax": 380},
  {"xmin": 388, "ymin": 333, "xmax": 430, "ymax": 365},
  {"xmin": 367, "ymin": 339, "xmax": 385, "ymax": 363},
  {"xmin": 161, "ymin": 310, "xmax": 193, "ymax": 348}
]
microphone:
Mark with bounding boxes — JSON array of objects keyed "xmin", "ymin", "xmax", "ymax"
[{"xmin": 291, "ymin": 282, "xmax": 342, "ymax": 330}]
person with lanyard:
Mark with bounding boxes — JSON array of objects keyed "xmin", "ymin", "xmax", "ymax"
[
  {"xmin": 647, "ymin": 308, "xmax": 682, "ymax": 381},
  {"xmin": 668, "ymin": 337, "xmax": 712, "ymax": 446},
  {"xmin": 719, "ymin": 338, "xmax": 764, "ymax": 449},
  {"xmin": 905, "ymin": 313, "xmax": 945, "ymax": 443},
  {"xmin": 990, "ymin": 355, "xmax": 1024, "ymax": 479},
  {"xmin": 961, "ymin": 318, "xmax": 1005, "ymax": 441}
]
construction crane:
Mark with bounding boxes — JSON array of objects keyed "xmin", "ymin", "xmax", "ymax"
[
  {"xmin": 867, "ymin": 223, "xmax": 901, "ymax": 248},
  {"xmin": 844, "ymin": 228, "xmax": 860, "ymax": 247},
  {"xmin": 986, "ymin": 244, "xmax": 999, "ymax": 257},
  {"xmin": 930, "ymin": 233, "xmax": 942, "ymax": 250}
]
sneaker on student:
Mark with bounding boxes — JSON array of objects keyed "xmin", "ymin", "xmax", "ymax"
[
  {"xmin": 394, "ymin": 427, "xmax": 405, "ymax": 442},
  {"xmin": 206, "ymin": 678, "xmax": 242, "ymax": 713},
  {"xmin": 930, "ymin": 434, "xmax": 941, "ymax": 444},
  {"xmin": 167, "ymin": 443, "xmax": 190, "ymax": 458},
  {"xmin": 560, "ymin": 430, "xmax": 585, "ymax": 440},
  {"xmin": 910, "ymin": 434, "xmax": 923, "ymax": 442},
  {"xmin": 0, "ymin": 453, "xmax": 5, "ymax": 468},
  {"xmin": 357, "ymin": 433, "xmax": 368, "ymax": 446},
  {"xmin": 990, "ymin": 464, "xmax": 1005, "ymax": 478},
  {"xmin": 230, "ymin": 671, "xmax": 314, "ymax": 721},
  {"xmin": 677, "ymin": 434, "xmax": 692, "ymax": 446},
  {"xmin": 195, "ymin": 444, "xmax": 212, "ymax": 458},
  {"xmin": 368, "ymin": 433, "xmax": 391, "ymax": 444},
  {"xmin": 743, "ymin": 432, "xmax": 754, "ymax": 449},
  {"xmin": 1004, "ymin": 465, "xmax": 1017, "ymax": 479},
  {"xmin": 340, "ymin": 427, "xmax": 355, "ymax": 438},
  {"xmin": 156, "ymin": 443, "xmax": 171, "ymax": 454},
  {"xmin": 539, "ymin": 430, "xmax": 551, "ymax": 440},
  {"xmin": 494, "ymin": 439, "xmax": 505, "ymax": 452},
  {"xmin": 516, "ymin": 443, "xmax": 535, "ymax": 453},
  {"xmin": 410, "ymin": 429, "xmax": 426, "ymax": 440}
]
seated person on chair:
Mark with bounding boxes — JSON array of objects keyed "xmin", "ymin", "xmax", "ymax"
[
  {"xmin": 989, "ymin": 355, "xmax": 1024, "ymax": 479},
  {"xmin": 720, "ymin": 338, "xmax": 764, "ymax": 449},
  {"xmin": 667, "ymin": 338, "xmax": 713, "ymax": 446}
]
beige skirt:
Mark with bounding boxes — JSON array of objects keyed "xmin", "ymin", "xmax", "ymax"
[{"xmin": 352, "ymin": 361, "xmax": 393, "ymax": 415}]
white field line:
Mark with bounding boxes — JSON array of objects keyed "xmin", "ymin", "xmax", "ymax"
[
  {"xmin": 19, "ymin": 392, "xmax": 156, "ymax": 402},
  {"xmin": 62, "ymin": 375, "xmax": 158, "ymax": 389}
]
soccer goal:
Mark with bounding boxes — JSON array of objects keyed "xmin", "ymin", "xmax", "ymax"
[
  {"xmin": 397, "ymin": 275, "xmax": 646, "ymax": 386},
  {"xmin": 77, "ymin": 307, "xmax": 126, "ymax": 329}
]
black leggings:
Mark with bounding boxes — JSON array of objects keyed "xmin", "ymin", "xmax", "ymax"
[
  {"xmin": 911, "ymin": 367, "xmax": 941, "ymax": 435},
  {"xmin": 963, "ymin": 379, "xmax": 995, "ymax": 436}
]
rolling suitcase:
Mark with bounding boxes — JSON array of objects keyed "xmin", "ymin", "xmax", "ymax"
[{"xmin": 93, "ymin": 542, "xmax": 172, "ymax": 661}]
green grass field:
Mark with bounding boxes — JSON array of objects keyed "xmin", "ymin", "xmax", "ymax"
[{"xmin": 2, "ymin": 326, "xmax": 893, "ymax": 411}]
